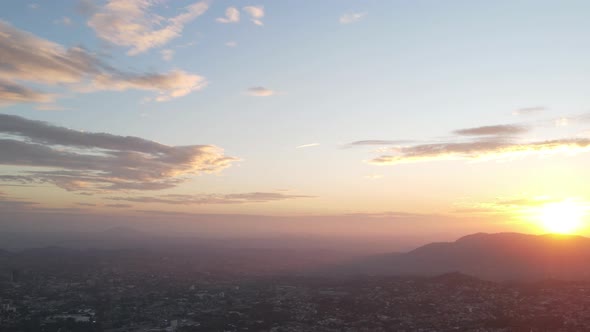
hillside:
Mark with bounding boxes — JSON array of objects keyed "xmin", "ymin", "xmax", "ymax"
[{"xmin": 338, "ymin": 233, "xmax": 590, "ymax": 280}]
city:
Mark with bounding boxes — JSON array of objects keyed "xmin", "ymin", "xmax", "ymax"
[
  {"xmin": 2, "ymin": 1, "xmax": 590, "ymax": 331},
  {"xmin": 2, "ymin": 250, "xmax": 590, "ymax": 332}
]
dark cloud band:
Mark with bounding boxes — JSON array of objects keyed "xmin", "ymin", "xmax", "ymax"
[{"xmin": 0, "ymin": 114, "xmax": 237, "ymax": 191}]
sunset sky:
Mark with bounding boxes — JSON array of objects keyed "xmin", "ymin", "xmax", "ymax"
[{"xmin": 1, "ymin": 0, "xmax": 590, "ymax": 240}]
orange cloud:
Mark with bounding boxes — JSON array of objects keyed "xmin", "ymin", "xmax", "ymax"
[
  {"xmin": 0, "ymin": 20, "xmax": 207, "ymax": 105},
  {"xmin": 108, "ymin": 192, "xmax": 315, "ymax": 205},
  {"xmin": 246, "ymin": 86, "xmax": 275, "ymax": 97},
  {"xmin": 88, "ymin": 0, "xmax": 209, "ymax": 55},
  {"xmin": 370, "ymin": 138, "xmax": 590, "ymax": 165}
]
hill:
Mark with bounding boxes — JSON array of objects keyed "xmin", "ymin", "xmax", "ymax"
[{"xmin": 337, "ymin": 232, "xmax": 590, "ymax": 281}]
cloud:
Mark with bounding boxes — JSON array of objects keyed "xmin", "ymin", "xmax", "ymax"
[
  {"xmin": 0, "ymin": 199, "xmax": 38, "ymax": 210},
  {"xmin": 0, "ymin": 191, "xmax": 39, "ymax": 210},
  {"xmin": 160, "ymin": 49, "xmax": 174, "ymax": 61},
  {"xmin": 54, "ymin": 17, "xmax": 73, "ymax": 26},
  {"xmin": 513, "ymin": 106, "xmax": 546, "ymax": 116},
  {"xmin": 225, "ymin": 41, "xmax": 238, "ymax": 47},
  {"xmin": 343, "ymin": 211, "xmax": 429, "ymax": 219},
  {"xmin": 76, "ymin": 0, "xmax": 98, "ymax": 16},
  {"xmin": 541, "ymin": 113, "xmax": 590, "ymax": 128},
  {"xmin": 453, "ymin": 124, "xmax": 529, "ymax": 136},
  {"xmin": 555, "ymin": 117, "xmax": 569, "ymax": 127},
  {"xmin": 88, "ymin": 0, "xmax": 209, "ymax": 55},
  {"xmin": 108, "ymin": 192, "xmax": 314, "ymax": 205},
  {"xmin": 28, "ymin": 3, "xmax": 39, "ymax": 10},
  {"xmin": 494, "ymin": 197, "xmax": 555, "ymax": 207},
  {"xmin": 0, "ymin": 175, "xmax": 39, "ymax": 184},
  {"xmin": 348, "ymin": 140, "xmax": 410, "ymax": 147},
  {"xmin": 454, "ymin": 196, "xmax": 554, "ymax": 215},
  {"xmin": 0, "ymin": 21, "xmax": 101, "ymax": 84},
  {"xmin": 339, "ymin": 12, "xmax": 367, "ymax": 24},
  {"xmin": 455, "ymin": 196, "xmax": 590, "ymax": 218},
  {"xmin": 369, "ymin": 138, "xmax": 590, "ymax": 165},
  {"xmin": 243, "ymin": 6, "xmax": 264, "ymax": 26},
  {"xmin": 89, "ymin": 70, "xmax": 207, "ymax": 102},
  {"xmin": 296, "ymin": 143, "xmax": 320, "ymax": 149},
  {"xmin": 0, "ymin": 114, "xmax": 238, "ymax": 192},
  {"xmin": 216, "ymin": 7, "xmax": 240, "ymax": 23},
  {"xmin": 551, "ymin": 113, "xmax": 590, "ymax": 127},
  {"xmin": 76, "ymin": 202, "xmax": 97, "ymax": 207},
  {"xmin": 105, "ymin": 203, "xmax": 132, "ymax": 208},
  {"xmin": 0, "ymin": 20, "xmax": 207, "ymax": 104},
  {"xmin": 357, "ymin": 119, "xmax": 590, "ymax": 165},
  {"xmin": 246, "ymin": 86, "xmax": 274, "ymax": 97},
  {"xmin": 0, "ymin": 80, "xmax": 55, "ymax": 106}
]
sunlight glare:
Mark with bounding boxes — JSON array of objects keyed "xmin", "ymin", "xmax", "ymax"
[{"xmin": 537, "ymin": 201, "xmax": 586, "ymax": 234}]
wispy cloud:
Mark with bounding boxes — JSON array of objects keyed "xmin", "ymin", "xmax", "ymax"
[
  {"xmin": 105, "ymin": 203, "xmax": 132, "ymax": 208},
  {"xmin": 77, "ymin": 202, "xmax": 132, "ymax": 208},
  {"xmin": 0, "ymin": 21, "xmax": 207, "ymax": 104},
  {"xmin": 347, "ymin": 140, "xmax": 411, "ymax": 147},
  {"xmin": 89, "ymin": 70, "xmax": 207, "ymax": 102},
  {"xmin": 513, "ymin": 106, "xmax": 546, "ymax": 116},
  {"xmin": 53, "ymin": 17, "xmax": 72, "ymax": 26},
  {"xmin": 76, "ymin": 202, "xmax": 97, "ymax": 207},
  {"xmin": 453, "ymin": 124, "xmax": 529, "ymax": 136},
  {"xmin": 369, "ymin": 138, "xmax": 590, "ymax": 165},
  {"xmin": 0, "ymin": 191, "xmax": 39, "ymax": 210},
  {"xmin": 555, "ymin": 117, "xmax": 569, "ymax": 127},
  {"xmin": 546, "ymin": 113, "xmax": 590, "ymax": 128},
  {"xmin": 225, "ymin": 41, "xmax": 238, "ymax": 47},
  {"xmin": 296, "ymin": 143, "xmax": 320, "ymax": 149},
  {"xmin": 361, "ymin": 121, "xmax": 590, "ymax": 165},
  {"xmin": 160, "ymin": 49, "xmax": 174, "ymax": 61},
  {"xmin": 108, "ymin": 192, "xmax": 315, "ymax": 205},
  {"xmin": 246, "ymin": 86, "xmax": 275, "ymax": 97},
  {"xmin": 339, "ymin": 12, "xmax": 367, "ymax": 24},
  {"xmin": 243, "ymin": 6, "xmax": 264, "ymax": 26},
  {"xmin": 216, "ymin": 7, "xmax": 240, "ymax": 23},
  {"xmin": 455, "ymin": 196, "xmax": 590, "ymax": 218},
  {"xmin": 0, "ymin": 114, "xmax": 238, "ymax": 192},
  {"xmin": 343, "ymin": 211, "xmax": 430, "ymax": 219},
  {"xmin": 88, "ymin": 0, "xmax": 209, "ymax": 55},
  {"xmin": 0, "ymin": 21, "xmax": 98, "ymax": 84},
  {"xmin": 0, "ymin": 80, "xmax": 55, "ymax": 106}
]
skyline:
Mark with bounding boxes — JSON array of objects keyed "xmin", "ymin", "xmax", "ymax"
[{"xmin": 1, "ymin": 0, "xmax": 590, "ymax": 241}]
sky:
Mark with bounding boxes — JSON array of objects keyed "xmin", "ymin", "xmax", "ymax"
[{"xmin": 1, "ymin": 0, "xmax": 590, "ymax": 241}]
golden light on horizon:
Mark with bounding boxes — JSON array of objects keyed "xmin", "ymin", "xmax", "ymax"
[{"xmin": 536, "ymin": 201, "xmax": 587, "ymax": 235}]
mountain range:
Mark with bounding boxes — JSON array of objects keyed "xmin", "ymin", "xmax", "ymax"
[
  {"xmin": 336, "ymin": 232, "xmax": 590, "ymax": 280},
  {"xmin": 3, "ymin": 231, "xmax": 590, "ymax": 281}
]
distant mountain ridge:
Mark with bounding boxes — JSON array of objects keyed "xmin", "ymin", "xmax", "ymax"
[
  {"xmin": 5, "ymin": 231, "xmax": 590, "ymax": 280},
  {"xmin": 0, "ymin": 228, "xmax": 409, "ymax": 254},
  {"xmin": 337, "ymin": 232, "xmax": 590, "ymax": 281}
]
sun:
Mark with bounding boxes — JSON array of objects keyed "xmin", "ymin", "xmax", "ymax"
[{"xmin": 537, "ymin": 201, "xmax": 586, "ymax": 234}]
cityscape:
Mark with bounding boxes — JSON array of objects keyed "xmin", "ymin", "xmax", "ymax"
[
  {"xmin": 3, "ymin": 248, "xmax": 590, "ymax": 332},
  {"xmin": 2, "ymin": 1, "xmax": 590, "ymax": 331},
  {"xmin": 3, "ymin": 231, "xmax": 590, "ymax": 331}
]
